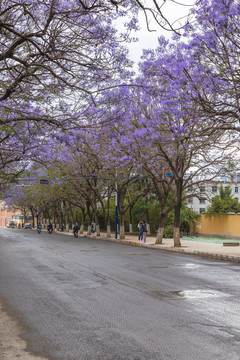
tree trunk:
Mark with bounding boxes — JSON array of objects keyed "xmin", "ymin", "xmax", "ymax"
[
  {"xmin": 95, "ymin": 210, "xmax": 100, "ymax": 236},
  {"xmin": 119, "ymin": 212, "xmax": 125, "ymax": 239},
  {"xmin": 174, "ymin": 202, "xmax": 181, "ymax": 247},
  {"xmin": 129, "ymin": 206, "xmax": 133, "ymax": 233},
  {"xmin": 120, "ymin": 225, "xmax": 125, "ymax": 239},
  {"xmin": 86, "ymin": 202, "xmax": 92, "ymax": 235},
  {"xmin": 87, "ymin": 225, "xmax": 91, "ymax": 235},
  {"xmin": 70, "ymin": 206, "xmax": 74, "ymax": 230},
  {"xmin": 173, "ymin": 178, "xmax": 183, "ymax": 247},
  {"xmin": 53, "ymin": 213, "xmax": 56, "ymax": 229},
  {"xmin": 30, "ymin": 209, "xmax": 35, "ymax": 228},
  {"xmin": 173, "ymin": 226, "xmax": 181, "ymax": 246},
  {"xmin": 107, "ymin": 209, "xmax": 111, "ymax": 238},
  {"xmin": 64, "ymin": 203, "xmax": 69, "ymax": 232},
  {"xmin": 80, "ymin": 208, "xmax": 85, "ymax": 234},
  {"xmin": 80, "ymin": 223, "xmax": 84, "ymax": 234},
  {"xmin": 145, "ymin": 207, "xmax": 151, "ymax": 235},
  {"xmin": 156, "ymin": 226, "xmax": 164, "ymax": 244},
  {"xmin": 155, "ymin": 213, "xmax": 166, "ymax": 244},
  {"xmin": 146, "ymin": 223, "xmax": 151, "ymax": 235},
  {"xmin": 107, "ymin": 224, "xmax": 111, "ymax": 238},
  {"xmin": 146, "ymin": 208, "xmax": 149, "ymax": 223},
  {"xmin": 96, "ymin": 224, "xmax": 100, "ymax": 236}
]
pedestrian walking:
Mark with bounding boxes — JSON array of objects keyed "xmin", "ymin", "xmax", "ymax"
[
  {"xmin": 142, "ymin": 221, "xmax": 147, "ymax": 243},
  {"xmin": 137, "ymin": 221, "xmax": 144, "ymax": 241}
]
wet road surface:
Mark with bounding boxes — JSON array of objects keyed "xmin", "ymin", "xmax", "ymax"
[{"xmin": 0, "ymin": 228, "xmax": 239, "ymax": 360}]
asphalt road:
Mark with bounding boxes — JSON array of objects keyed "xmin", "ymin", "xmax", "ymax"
[{"xmin": 0, "ymin": 228, "xmax": 240, "ymax": 360}]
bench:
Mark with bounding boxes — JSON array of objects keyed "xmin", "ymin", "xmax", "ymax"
[{"xmin": 223, "ymin": 242, "xmax": 239, "ymax": 247}]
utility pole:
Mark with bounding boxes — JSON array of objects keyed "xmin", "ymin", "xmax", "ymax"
[
  {"xmin": 36, "ymin": 208, "xmax": 39, "ymax": 228},
  {"xmin": 115, "ymin": 180, "xmax": 118, "ymax": 239},
  {"xmin": 61, "ymin": 200, "xmax": 64, "ymax": 231}
]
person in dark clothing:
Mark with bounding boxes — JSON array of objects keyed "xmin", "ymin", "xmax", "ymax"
[
  {"xmin": 47, "ymin": 223, "xmax": 53, "ymax": 233},
  {"xmin": 90, "ymin": 223, "xmax": 95, "ymax": 233},
  {"xmin": 137, "ymin": 221, "xmax": 144, "ymax": 241},
  {"xmin": 73, "ymin": 223, "xmax": 79, "ymax": 234}
]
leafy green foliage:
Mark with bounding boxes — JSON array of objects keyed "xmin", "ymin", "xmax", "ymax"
[
  {"xmin": 180, "ymin": 207, "xmax": 201, "ymax": 234},
  {"xmin": 206, "ymin": 185, "xmax": 240, "ymax": 215}
]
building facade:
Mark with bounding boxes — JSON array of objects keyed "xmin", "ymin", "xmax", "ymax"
[
  {"xmin": 0, "ymin": 201, "xmax": 18, "ymax": 227},
  {"xmin": 187, "ymin": 179, "xmax": 240, "ymax": 213}
]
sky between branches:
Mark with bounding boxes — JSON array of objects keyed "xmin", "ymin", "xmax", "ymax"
[{"xmin": 125, "ymin": 0, "xmax": 194, "ymax": 64}]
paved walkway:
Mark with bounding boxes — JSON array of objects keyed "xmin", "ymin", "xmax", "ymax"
[
  {"xmin": 40, "ymin": 228, "xmax": 240, "ymax": 263},
  {"xmin": 81, "ymin": 232, "xmax": 240, "ymax": 263}
]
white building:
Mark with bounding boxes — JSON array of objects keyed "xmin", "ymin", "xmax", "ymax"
[{"xmin": 187, "ymin": 175, "xmax": 240, "ymax": 213}]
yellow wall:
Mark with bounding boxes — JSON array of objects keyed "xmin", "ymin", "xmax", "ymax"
[{"xmin": 193, "ymin": 214, "xmax": 240, "ymax": 239}]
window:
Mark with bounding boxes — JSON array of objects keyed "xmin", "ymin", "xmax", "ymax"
[
  {"xmin": 235, "ymin": 187, "xmax": 238, "ymax": 193},
  {"xmin": 200, "ymin": 208, "xmax": 205, "ymax": 213},
  {"xmin": 200, "ymin": 199, "xmax": 205, "ymax": 204},
  {"xmin": 12, "ymin": 215, "xmax": 24, "ymax": 220},
  {"xmin": 188, "ymin": 186, "xmax": 193, "ymax": 192},
  {"xmin": 200, "ymin": 186, "xmax": 205, "ymax": 192},
  {"xmin": 188, "ymin": 198, "xmax": 193, "ymax": 204},
  {"xmin": 212, "ymin": 186, "xmax": 217, "ymax": 193}
]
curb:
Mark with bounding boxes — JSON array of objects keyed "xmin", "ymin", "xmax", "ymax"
[
  {"xmin": 85, "ymin": 235, "xmax": 240, "ymax": 263},
  {"xmin": 39, "ymin": 229, "xmax": 240, "ymax": 264}
]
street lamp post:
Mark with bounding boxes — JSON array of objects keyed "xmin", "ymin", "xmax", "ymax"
[
  {"xmin": 115, "ymin": 181, "xmax": 118, "ymax": 239},
  {"xmin": 61, "ymin": 200, "xmax": 63, "ymax": 231},
  {"xmin": 36, "ymin": 209, "xmax": 39, "ymax": 228}
]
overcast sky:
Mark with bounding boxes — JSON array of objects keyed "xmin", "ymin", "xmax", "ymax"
[{"xmin": 127, "ymin": 0, "xmax": 194, "ymax": 65}]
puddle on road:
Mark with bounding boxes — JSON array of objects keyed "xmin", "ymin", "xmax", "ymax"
[
  {"xmin": 149, "ymin": 289, "xmax": 231, "ymax": 301},
  {"xmin": 79, "ymin": 249, "xmax": 99, "ymax": 252},
  {"xmin": 148, "ymin": 263, "xmax": 199, "ymax": 271},
  {"xmin": 126, "ymin": 253, "xmax": 151, "ymax": 256},
  {"xmin": 150, "ymin": 291, "xmax": 176, "ymax": 299},
  {"xmin": 171, "ymin": 289, "xmax": 219, "ymax": 299},
  {"xmin": 174, "ymin": 263, "xmax": 200, "ymax": 269}
]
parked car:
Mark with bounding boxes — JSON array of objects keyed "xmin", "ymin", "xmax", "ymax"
[
  {"xmin": 7, "ymin": 220, "xmax": 16, "ymax": 228},
  {"xmin": 24, "ymin": 222, "xmax": 32, "ymax": 229}
]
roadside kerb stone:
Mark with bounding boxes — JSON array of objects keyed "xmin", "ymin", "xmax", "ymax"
[
  {"xmin": 47, "ymin": 230, "xmax": 240, "ymax": 263},
  {"xmin": 83, "ymin": 235, "xmax": 240, "ymax": 263}
]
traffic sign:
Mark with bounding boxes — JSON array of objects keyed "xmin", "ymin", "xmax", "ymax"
[{"xmin": 40, "ymin": 180, "xmax": 49, "ymax": 184}]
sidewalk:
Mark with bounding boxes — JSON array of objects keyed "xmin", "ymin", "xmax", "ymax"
[
  {"xmin": 45, "ymin": 228, "xmax": 240, "ymax": 263},
  {"xmin": 81, "ymin": 232, "xmax": 240, "ymax": 263}
]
